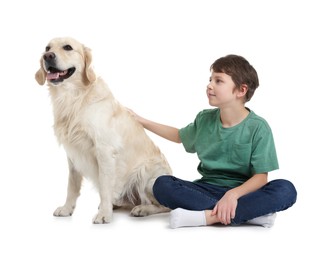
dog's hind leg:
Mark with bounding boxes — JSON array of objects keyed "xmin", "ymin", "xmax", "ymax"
[
  {"xmin": 53, "ymin": 158, "xmax": 82, "ymax": 217},
  {"xmin": 129, "ymin": 174, "xmax": 171, "ymax": 217},
  {"xmin": 130, "ymin": 204, "xmax": 170, "ymax": 217}
]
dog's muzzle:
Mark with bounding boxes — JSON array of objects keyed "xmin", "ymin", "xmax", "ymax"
[{"xmin": 44, "ymin": 52, "xmax": 76, "ymax": 84}]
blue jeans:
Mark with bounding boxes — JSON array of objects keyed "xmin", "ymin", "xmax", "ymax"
[{"xmin": 153, "ymin": 176, "xmax": 297, "ymax": 225}]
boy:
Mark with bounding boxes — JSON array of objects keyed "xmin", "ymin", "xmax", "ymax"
[{"xmin": 131, "ymin": 55, "xmax": 297, "ymax": 228}]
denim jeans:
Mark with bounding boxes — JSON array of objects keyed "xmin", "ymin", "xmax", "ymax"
[{"xmin": 153, "ymin": 175, "xmax": 297, "ymax": 225}]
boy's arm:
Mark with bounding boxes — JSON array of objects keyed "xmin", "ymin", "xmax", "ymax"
[
  {"xmin": 229, "ymin": 173, "xmax": 268, "ymax": 199},
  {"xmin": 128, "ymin": 109, "xmax": 181, "ymax": 143}
]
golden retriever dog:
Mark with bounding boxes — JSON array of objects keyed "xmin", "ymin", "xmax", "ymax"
[{"xmin": 35, "ymin": 37, "xmax": 172, "ymax": 224}]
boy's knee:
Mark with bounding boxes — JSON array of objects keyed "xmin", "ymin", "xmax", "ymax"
[
  {"xmin": 153, "ymin": 175, "xmax": 171, "ymax": 193},
  {"xmin": 272, "ymin": 179, "xmax": 298, "ymax": 206},
  {"xmin": 283, "ymin": 179, "xmax": 297, "ymax": 203},
  {"xmin": 153, "ymin": 175, "xmax": 174, "ymax": 204}
]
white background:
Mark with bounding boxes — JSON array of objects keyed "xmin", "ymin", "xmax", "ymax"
[{"xmin": 0, "ymin": 0, "xmax": 328, "ymax": 259}]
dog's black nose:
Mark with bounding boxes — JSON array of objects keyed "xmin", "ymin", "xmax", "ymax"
[{"xmin": 43, "ymin": 52, "xmax": 56, "ymax": 61}]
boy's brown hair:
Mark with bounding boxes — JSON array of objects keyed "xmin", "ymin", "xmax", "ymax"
[{"xmin": 210, "ymin": 55, "xmax": 259, "ymax": 102}]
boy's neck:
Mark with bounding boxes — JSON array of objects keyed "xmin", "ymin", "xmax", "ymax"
[{"xmin": 219, "ymin": 106, "xmax": 250, "ymax": 128}]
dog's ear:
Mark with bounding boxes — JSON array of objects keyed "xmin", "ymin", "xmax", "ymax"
[
  {"xmin": 35, "ymin": 57, "xmax": 46, "ymax": 85},
  {"xmin": 83, "ymin": 46, "xmax": 96, "ymax": 85}
]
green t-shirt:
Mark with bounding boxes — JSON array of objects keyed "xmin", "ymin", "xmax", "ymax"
[{"xmin": 179, "ymin": 108, "xmax": 279, "ymax": 188}]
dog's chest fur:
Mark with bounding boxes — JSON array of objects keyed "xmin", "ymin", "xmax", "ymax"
[
  {"xmin": 50, "ymin": 87, "xmax": 102, "ymax": 181},
  {"xmin": 53, "ymin": 93, "xmax": 90, "ymax": 145}
]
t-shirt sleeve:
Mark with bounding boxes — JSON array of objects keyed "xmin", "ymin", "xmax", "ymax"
[
  {"xmin": 179, "ymin": 113, "xmax": 202, "ymax": 153},
  {"xmin": 251, "ymin": 122, "xmax": 279, "ymax": 174}
]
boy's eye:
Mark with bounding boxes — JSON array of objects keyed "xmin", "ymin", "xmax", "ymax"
[{"xmin": 209, "ymin": 77, "xmax": 222, "ymax": 84}]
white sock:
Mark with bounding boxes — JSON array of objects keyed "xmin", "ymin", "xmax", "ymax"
[
  {"xmin": 169, "ymin": 208, "xmax": 207, "ymax": 229},
  {"xmin": 246, "ymin": 213, "xmax": 277, "ymax": 228}
]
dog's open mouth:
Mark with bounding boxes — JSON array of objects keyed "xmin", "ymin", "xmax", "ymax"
[{"xmin": 46, "ymin": 67, "xmax": 76, "ymax": 83}]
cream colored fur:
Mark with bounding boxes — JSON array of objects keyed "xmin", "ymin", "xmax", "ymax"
[{"xmin": 35, "ymin": 37, "xmax": 172, "ymax": 224}]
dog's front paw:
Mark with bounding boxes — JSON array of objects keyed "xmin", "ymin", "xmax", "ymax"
[
  {"xmin": 93, "ymin": 210, "xmax": 112, "ymax": 224},
  {"xmin": 53, "ymin": 205, "xmax": 74, "ymax": 217}
]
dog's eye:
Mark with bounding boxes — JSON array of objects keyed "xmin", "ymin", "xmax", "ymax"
[
  {"xmin": 45, "ymin": 46, "xmax": 50, "ymax": 52},
  {"xmin": 63, "ymin": 45, "xmax": 73, "ymax": 51}
]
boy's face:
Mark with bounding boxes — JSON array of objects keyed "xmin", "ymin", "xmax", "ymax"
[{"xmin": 207, "ymin": 72, "xmax": 240, "ymax": 108}]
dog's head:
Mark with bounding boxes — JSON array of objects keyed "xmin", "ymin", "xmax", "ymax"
[{"xmin": 35, "ymin": 37, "xmax": 96, "ymax": 86}]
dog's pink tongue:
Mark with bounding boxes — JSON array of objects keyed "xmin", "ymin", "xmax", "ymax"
[{"xmin": 47, "ymin": 72, "xmax": 59, "ymax": 80}]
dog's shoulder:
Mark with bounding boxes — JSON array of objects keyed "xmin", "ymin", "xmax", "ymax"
[{"xmin": 86, "ymin": 77, "xmax": 116, "ymax": 103}]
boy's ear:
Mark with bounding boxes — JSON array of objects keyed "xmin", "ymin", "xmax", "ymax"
[{"xmin": 237, "ymin": 84, "xmax": 248, "ymax": 98}]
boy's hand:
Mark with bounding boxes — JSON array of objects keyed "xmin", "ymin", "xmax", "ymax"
[
  {"xmin": 211, "ymin": 190, "xmax": 238, "ymax": 225},
  {"xmin": 126, "ymin": 108, "xmax": 143, "ymax": 123}
]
